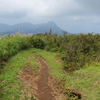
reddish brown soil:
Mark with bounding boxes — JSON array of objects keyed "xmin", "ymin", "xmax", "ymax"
[
  {"xmin": 19, "ymin": 56, "xmax": 81, "ymax": 100},
  {"xmin": 36, "ymin": 57, "xmax": 55, "ymax": 100},
  {"xmin": 18, "ymin": 65, "xmax": 38, "ymax": 100},
  {"xmin": 19, "ymin": 56, "xmax": 55, "ymax": 100}
]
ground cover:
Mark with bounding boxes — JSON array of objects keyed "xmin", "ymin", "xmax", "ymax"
[
  {"xmin": 0, "ymin": 49, "xmax": 39, "ymax": 100},
  {"xmin": 0, "ymin": 48, "xmax": 100, "ymax": 100}
]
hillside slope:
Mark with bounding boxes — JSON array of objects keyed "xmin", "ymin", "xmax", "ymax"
[{"xmin": 0, "ymin": 48, "xmax": 100, "ymax": 100}]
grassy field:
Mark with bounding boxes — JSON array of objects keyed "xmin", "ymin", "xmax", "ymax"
[
  {"xmin": 65, "ymin": 65, "xmax": 100, "ymax": 100},
  {"xmin": 0, "ymin": 48, "xmax": 100, "ymax": 100},
  {"xmin": 33, "ymin": 49, "xmax": 100, "ymax": 100},
  {"xmin": 0, "ymin": 49, "xmax": 39, "ymax": 100}
]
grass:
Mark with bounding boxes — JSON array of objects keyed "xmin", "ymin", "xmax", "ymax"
[
  {"xmin": 0, "ymin": 47, "xmax": 100, "ymax": 100},
  {"xmin": 0, "ymin": 48, "xmax": 39, "ymax": 100},
  {"xmin": 32, "ymin": 49, "xmax": 65, "ymax": 78},
  {"xmin": 32, "ymin": 49, "xmax": 100, "ymax": 100},
  {"xmin": 65, "ymin": 65, "xmax": 100, "ymax": 100}
]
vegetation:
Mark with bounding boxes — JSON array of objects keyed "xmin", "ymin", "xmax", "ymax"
[
  {"xmin": 34, "ymin": 49, "xmax": 100, "ymax": 100},
  {"xmin": 0, "ymin": 33, "xmax": 45, "ymax": 66},
  {"xmin": 0, "ymin": 34, "xmax": 31, "ymax": 65},
  {"xmin": 28, "ymin": 35, "xmax": 45, "ymax": 49},
  {"xmin": 1, "ymin": 32, "xmax": 100, "ymax": 71},
  {"xmin": 0, "ymin": 31, "xmax": 100, "ymax": 100},
  {"xmin": 0, "ymin": 49, "xmax": 39, "ymax": 100},
  {"xmin": 62, "ymin": 33, "xmax": 100, "ymax": 71},
  {"xmin": 39, "ymin": 32, "xmax": 100, "ymax": 71}
]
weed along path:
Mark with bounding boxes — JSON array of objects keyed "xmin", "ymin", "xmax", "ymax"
[{"xmin": 36, "ymin": 57, "xmax": 55, "ymax": 100}]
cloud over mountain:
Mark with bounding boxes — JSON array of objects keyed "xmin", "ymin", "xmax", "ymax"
[{"xmin": 0, "ymin": 0, "xmax": 100, "ymax": 33}]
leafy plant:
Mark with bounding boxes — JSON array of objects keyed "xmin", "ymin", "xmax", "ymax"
[{"xmin": 29, "ymin": 35, "xmax": 46, "ymax": 49}]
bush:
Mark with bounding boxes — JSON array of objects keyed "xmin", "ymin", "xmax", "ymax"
[
  {"xmin": 63, "ymin": 33, "xmax": 100, "ymax": 71},
  {"xmin": 0, "ymin": 33, "xmax": 32, "ymax": 64},
  {"xmin": 29, "ymin": 36, "xmax": 46, "ymax": 49}
]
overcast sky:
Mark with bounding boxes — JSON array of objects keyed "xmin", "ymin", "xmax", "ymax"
[{"xmin": 0, "ymin": 0, "xmax": 100, "ymax": 33}]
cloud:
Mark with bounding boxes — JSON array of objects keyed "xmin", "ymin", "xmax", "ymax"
[
  {"xmin": 0, "ymin": 11, "xmax": 27, "ymax": 18},
  {"xmin": 0, "ymin": 0, "xmax": 100, "ymax": 19},
  {"xmin": 75, "ymin": 0, "xmax": 100, "ymax": 15},
  {"xmin": 0, "ymin": 0, "xmax": 80, "ymax": 17},
  {"xmin": 0, "ymin": 0, "xmax": 100, "ymax": 33},
  {"xmin": 0, "ymin": 0, "xmax": 47, "ymax": 14}
]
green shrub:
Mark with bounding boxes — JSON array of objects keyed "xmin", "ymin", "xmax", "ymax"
[
  {"xmin": 29, "ymin": 36, "xmax": 46, "ymax": 49},
  {"xmin": 0, "ymin": 33, "xmax": 32, "ymax": 65},
  {"xmin": 63, "ymin": 33, "xmax": 100, "ymax": 71}
]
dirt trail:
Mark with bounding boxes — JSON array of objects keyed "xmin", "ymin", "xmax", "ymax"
[{"xmin": 36, "ymin": 57, "xmax": 55, "ymax": 100}]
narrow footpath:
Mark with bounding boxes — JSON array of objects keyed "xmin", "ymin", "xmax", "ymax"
[{"xmin": 36, "ymin": 57, "xmax": 55, "ymax": 100}]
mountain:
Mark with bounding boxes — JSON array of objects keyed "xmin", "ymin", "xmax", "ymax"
[
  {"xmin": 0, "ymin": 23, "xmax": 11, "ymax": 32},
  {"xmin": 0, "ymin": 21, "xmax": 63, "ymax": 35},
  {"xmin": 11, "ymin": 22, "xmax": 35, "ymax": 32}
]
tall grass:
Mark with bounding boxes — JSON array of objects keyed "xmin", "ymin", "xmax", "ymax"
[
  {"xmin": 0, "ymin": 33, "xmax": 32, "ymax": 65},
  {"xmin": 0, "ymin": 48, "xmax": 39, "ymax": 100}
]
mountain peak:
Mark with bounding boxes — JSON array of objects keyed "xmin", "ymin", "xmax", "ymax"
[{"xmin": 0, "ymin": 22, "xmax": 63, "ymax": 35}]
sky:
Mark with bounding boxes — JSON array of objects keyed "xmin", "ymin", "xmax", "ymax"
[{"xmin": 0, "ymin": 0, "xmax": 100, "ymax": 33}]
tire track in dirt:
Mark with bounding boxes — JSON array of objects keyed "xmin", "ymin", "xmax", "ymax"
[{"xmin": 36, "ymin": 57, "xmax": 55, "ymax": 100}]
